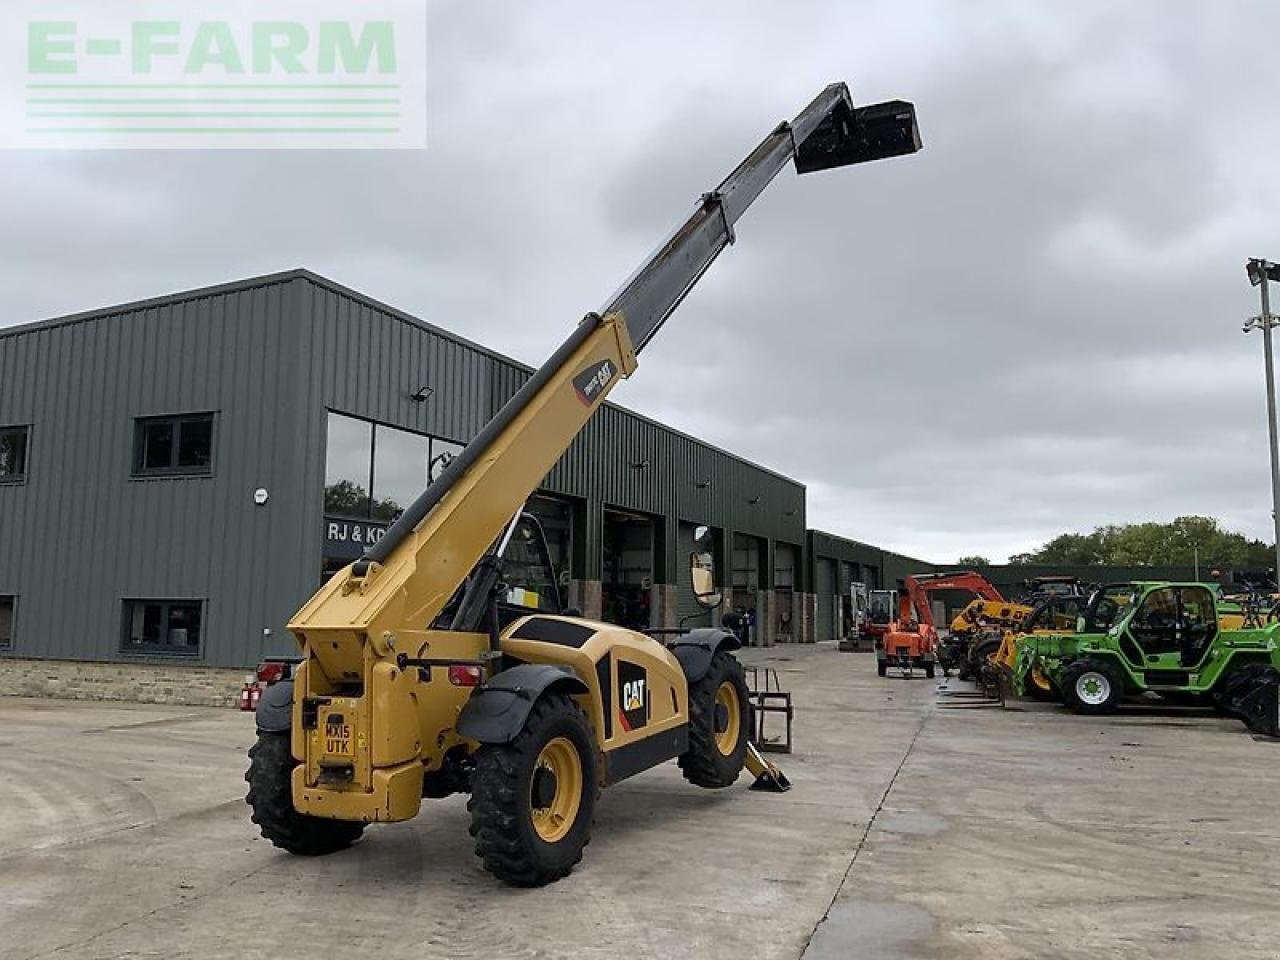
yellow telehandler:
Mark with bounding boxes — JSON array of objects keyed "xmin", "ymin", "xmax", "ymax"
[{"xmin": 245, "ymin": 83, "xmax": 921, "ymax": 885}]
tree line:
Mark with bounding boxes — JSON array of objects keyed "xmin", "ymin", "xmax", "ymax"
[{"xmin": 999, "ymin": 516, "xmax": 1273, "ymax": 568}]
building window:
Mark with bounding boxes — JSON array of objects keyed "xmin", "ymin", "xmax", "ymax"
[
  {"xmin": 0, "ymin": 426, "xmax": 29, "ymax": 482},
  {"xmin": 321, "ymin": 412, "xmax": 465, "ymax": 580},
  {"xmin": 323, "ymin": 411, "xmax": 463, "ymax": 522},
  {"xmin": 132, "ymin": 414, "xmax": 214, "ymax": 477},
  {"xmin": 121, "ymin": 599, "xmax": 203, "ymax": 656},
  {"xmin": 0, "ymin": 596, "xmax": 14, "ymax": 650}
]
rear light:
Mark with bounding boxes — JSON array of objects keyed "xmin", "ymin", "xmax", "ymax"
[
  {"xmin": 256, "ymin": 660, "xmax": 291, "ymax": 684},
  {"xmin": 448, "ymin": 664, "xmax": 484, "ymax": 687}
]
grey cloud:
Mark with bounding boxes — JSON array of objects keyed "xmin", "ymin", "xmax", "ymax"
[{"xmin": 3, "ymin": 0, "xmax": 1279, "ymax": 562}]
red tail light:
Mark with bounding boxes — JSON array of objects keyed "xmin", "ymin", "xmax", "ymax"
[
  {"xmin": 256, "ymin": 661, "xmax": 291, "ymax": 684},
  {"xmin": 448, "ymin": 664, "xmax": 484, "ymax": 687}
]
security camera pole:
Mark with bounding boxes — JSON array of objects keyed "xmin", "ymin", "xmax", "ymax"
[{"xmin": 1245, "ymin": 258, "xmax": 1280, "ymax": 581}]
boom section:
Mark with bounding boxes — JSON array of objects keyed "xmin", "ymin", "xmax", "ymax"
[{"xmin": 289, "ymin": 84, "xmax": 920, "ymax": 659}]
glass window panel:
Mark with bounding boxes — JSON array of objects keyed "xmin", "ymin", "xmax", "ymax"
[
  {"xmin": 143, "ymin": 604, "xmax": 164, "ymax": 645},
  {"xmin": 121, "ymin": 600, "xmax": 201, "ymax": 655},
  {"xmin": 177, "ymin": 417, "xmax": 213, "ymax": 469},
  {"xmin": 0, "ymin": 429, "xmax": 27, "ymax": 479},
  {"xmin": 167, "ymin": 603, "xmax": 202, "ymax": 649},
  {"xmin": 503, "ymin": 517, "xmax": 557, "ymax": 613},
  {"xmin": 527, "ymin": 494, "xmax": 572, "ymax": 585},
  {"xmin": 371, "ymin": 425, "xmax": 430, "ymax": 523},
  {"xmin": 0, "ymin": 597, "xmax": 13, "ymax": 648},
  {"xmin": 324, "ymin": 413, "xmax": 373, "ymax": 519},
  {"xmin": 429, "ymin": 438, "xmax": 464, "ymax": 483},
  {"xmin": 141, "ymin": 421, "xmax": 174, "ymax": 471}
]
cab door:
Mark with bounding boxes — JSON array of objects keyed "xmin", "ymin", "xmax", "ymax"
[{"xmin": 1124, "ymin": 586, "xmax": 1217, "ymax": 676}]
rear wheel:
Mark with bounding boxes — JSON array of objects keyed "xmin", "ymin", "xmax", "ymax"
[
  {"xmin": 468, "ymin": 693, "xmax": 596, "ymax": 887},
  {"xmin": 877, "ymin": 660, "xmax": 888, "ymax": 677},
  {"xmin": 1062, "ymin": 659, "xmax": 1124, "ymax": 715},
  {"xmin": 924, "ymin": 662, "xmax": 936, "ymax": 679},
  {"xmin": 245, "ymin": 730, "xmax": 365, "ymax": 856},
  {"xmin": 679, "ymin": 651, "xmax": 749, "ymax": 788}
]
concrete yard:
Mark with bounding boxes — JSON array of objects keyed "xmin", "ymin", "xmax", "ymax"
[{"xmin": 2, "ymin": 645, "xmax": 1277, "ymax": 960}]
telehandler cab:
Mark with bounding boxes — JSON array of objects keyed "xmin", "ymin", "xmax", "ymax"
[{"xmin": 245, "ymin": 83, "xmax": 921, "ymax": 885}]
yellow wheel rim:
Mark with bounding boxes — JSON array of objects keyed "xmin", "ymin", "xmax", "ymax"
[
  {"xmin": 530, "ymin": 737, "xmax": 583, "ymax": 844},
  {"xmin": 1031, "ymin": 666, "xmax": 1053, "ymax": 693},
  {"xmin": 714, "ymin": 681, "xmax": 742, "ymax": 756}
]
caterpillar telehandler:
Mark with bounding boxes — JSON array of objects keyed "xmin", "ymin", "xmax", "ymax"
[{"xmin": 244, "ymin": 83, "xmax": 921, "ymax": 885}]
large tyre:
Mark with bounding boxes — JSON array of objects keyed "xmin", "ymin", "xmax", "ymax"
[
  {"xmin": 924, "ymin": 662, "xmax": 936, "ymax": 679},
  {"xmin": 1061, "ymin": 659, "xmax": 1124, "ymax": 715},
  {"xmin": 245, "ymin": 730, "xmax": 365, "ymax": 856},
  {"xmin": 678, "ymin": 650, "xmax": 750, "ymax": 789},
  {"xmin": 970, "ymin": 638, "xmax": 1001, "ymax": 681},
  {"xmin": 468, "ymin": 693, "xmax": 596, "ymax": 887},
  {"xmin": 877, "ymin": 660, "xmax": 888, "ymax": 677},
  {"xmin": 1212, "ymin": 662, "xmax": 1273, "ymax": 717}
]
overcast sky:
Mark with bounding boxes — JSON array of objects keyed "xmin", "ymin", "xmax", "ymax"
[{"xmin": 4, "ymin": 0, "xmax": 1280, "ymax": 562}]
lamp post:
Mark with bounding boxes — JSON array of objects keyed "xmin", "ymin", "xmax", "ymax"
[{"xmin": 1245, "ymin": 258, "xmax": 1280, "ymax": 582}]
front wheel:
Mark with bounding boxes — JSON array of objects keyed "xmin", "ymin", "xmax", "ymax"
[
  {"xmin": 468, "ymin": 693, "xmax": 596, "ymax": 887},
  {"xmin": 924, "ymin": 662, "xmax": 936, "ymax": 679},
  {"xmin": 679, "ymin": 651, "xmax": 750, "ymax": 788},
  {"xmin": 1061, "ymin": 659, "xmax": 1124, "ymax": 715},
  {"xmin": 245, "ymin": 731, "xmax": 365, "ymax": 856}
]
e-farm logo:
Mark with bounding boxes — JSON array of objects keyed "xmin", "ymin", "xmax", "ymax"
[{"xmin": 1, "ymin": 1, "xmax": 426, "ymax": 149}]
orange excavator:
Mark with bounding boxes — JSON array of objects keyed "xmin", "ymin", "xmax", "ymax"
[{"xmin": 877, "ymin": 571, "xmax": 1005, "ymax": 679}]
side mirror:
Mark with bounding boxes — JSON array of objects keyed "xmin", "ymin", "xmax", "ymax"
[{"xmin": 691, "ymin": 551, "xmax": 722, "ymax": 609}]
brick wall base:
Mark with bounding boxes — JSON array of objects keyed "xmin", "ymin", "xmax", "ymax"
[{"xmin": 0, "ymin": 658, "xmax": 247, "ymax": 708}]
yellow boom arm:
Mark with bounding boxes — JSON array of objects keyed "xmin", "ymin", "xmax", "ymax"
[{"xmin": 289, "ymin": 86, "xmax": 921, "ymax": 680}]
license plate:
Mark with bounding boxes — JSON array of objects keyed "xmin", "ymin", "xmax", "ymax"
[{"xmin": 324, "ymin": 723, "xmax": 353, "ymax": 757}]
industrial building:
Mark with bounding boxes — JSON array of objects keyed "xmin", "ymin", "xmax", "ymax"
[{"xmin": 0, "ymin": 270, "xmax": 932, "ymax": 698}]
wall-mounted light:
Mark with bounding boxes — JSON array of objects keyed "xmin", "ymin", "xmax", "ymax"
[
  {"xmin": 695, "ymin": 478, "xmax": 712, "ymax": 489},
  {"xmin": 747, "ymin": 495, "xmax": 761, "ymax": 505},
  {"xmin": 631, "ymin": 458, "xmax": 650, "ymax": 470},
  {"xmin": 411, "ymin": 385, "xmax": 434, "ymax": 403}
]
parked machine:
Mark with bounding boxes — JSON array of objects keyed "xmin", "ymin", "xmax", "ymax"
[
  {"xmin": 1013, "ymin": 582, "xmax": 1280, "ymax": 716},
  {"xmin": 839, "ymin": 582, "xmax": 870, "ymax": 651},
  {"xmin": 243, "ymin": 83, "xmax": 921, "ymax": 886},
  {"xmin": 877, "ymin": 572, "xmax": 1000, "ymax": 678},
  {"xmin": 859, "ymin": 588, "xmax": 897, "ymax": 649},
  {"xmin": 884, "ymin": 571, "xmax": 1006, "ymax": 679},
  {"xmin": 986, "ymin": 577, "xmax": 1091, "ymax": 698}
]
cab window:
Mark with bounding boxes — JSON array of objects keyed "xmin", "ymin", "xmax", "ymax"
[
  {"xmin": 1128, "ymin": 586, "xmax": 1216, "ymax": 655},
  {"xmin": 1179, "ymin": 588, "xmax": 1217, "ymax": 650},
  {"xmin": 502, "ymin": 516, "xmax": 560, "ymax": 615},
  {"xmin": 1129, "ymin": 587, "xmax": 1179, "ymax": 652}
]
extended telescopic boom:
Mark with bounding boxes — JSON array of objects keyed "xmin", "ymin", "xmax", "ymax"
[{"xmin": 291, "ymin": 83, "xmax": 919, "ymax": 645}]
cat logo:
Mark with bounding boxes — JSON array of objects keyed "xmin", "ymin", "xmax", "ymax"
[
  {"xmin": 617, "ymin": 660, "xmax": 648, "ymax": 732},
  {"xmin": 572, "ymin": 358, "xmax": 616, "ymax": 406},
  {"xmin": 623, "ymin": 678, "xmax": 645, "ymax": 712}
]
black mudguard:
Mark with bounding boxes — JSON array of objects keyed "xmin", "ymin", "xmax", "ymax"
[
  {"xmin": 255, "ymin": 679, "xmax": 294, "ymax": 733},
  {"xmin": 457, "ymin": 663, "xmax": 589, "ymax": 744},
  {"xmin": 670, "ymin": 627, "xmax": 741, "ymax": 683}
]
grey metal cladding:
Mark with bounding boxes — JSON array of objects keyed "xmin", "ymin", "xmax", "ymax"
[
  {"xmin": 0, "ymin": 279, "xmax": 313, "ymax": 667},
  {"xmin": 0, "ymin": 271, "xmax": 807, "ymax": 668}
]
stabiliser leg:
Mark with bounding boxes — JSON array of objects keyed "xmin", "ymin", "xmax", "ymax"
[{"xmin": 746, "ymin": 741, "xmax": 792, "ymax": 792}]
